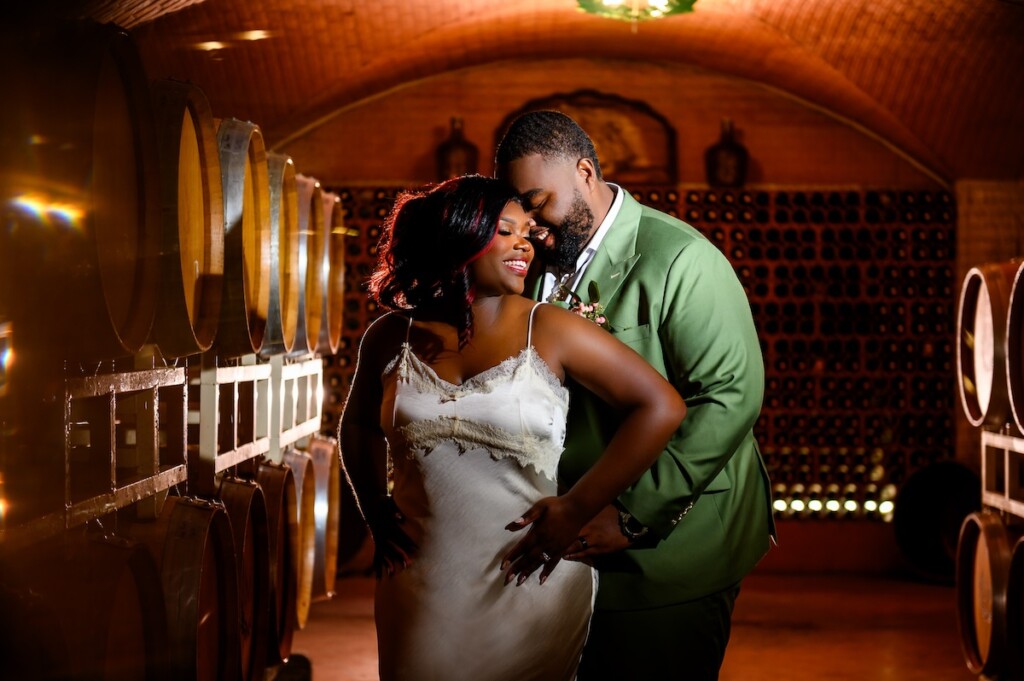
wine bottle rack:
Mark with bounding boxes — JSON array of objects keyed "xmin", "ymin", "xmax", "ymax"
[{"xmin": 323, "ymin": 185, "xmax": 956, "ymax": 522}]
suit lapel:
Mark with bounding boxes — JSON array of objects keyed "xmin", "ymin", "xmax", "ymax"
[{"xmin": 576, "ymin": 189, "xmax": 642, "ymax": 308}]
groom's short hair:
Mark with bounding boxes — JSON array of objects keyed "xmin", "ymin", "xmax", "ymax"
[{"xmin": 495, "ymin": 110, "xmax": 603, "ymax": 180}]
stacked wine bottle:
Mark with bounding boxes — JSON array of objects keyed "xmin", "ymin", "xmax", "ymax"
[{"xmin": 323, "ymin": 186, "xmax": 956, "ymax": 522}]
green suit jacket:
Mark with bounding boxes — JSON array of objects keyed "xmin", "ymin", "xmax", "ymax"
[{"xmin": 532, "ymin": 190, "xmax": 775, "ymax": 610}]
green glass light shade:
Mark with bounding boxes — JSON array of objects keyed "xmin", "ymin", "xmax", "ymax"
[{"xmin": 576, "ymin": 0, "xmax": 697, "ymax": 22}]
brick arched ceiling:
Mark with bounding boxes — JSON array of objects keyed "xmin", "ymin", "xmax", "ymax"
[{"xmin": 45, "ymin": 0, "xmax": 1024, "ymax": 181}]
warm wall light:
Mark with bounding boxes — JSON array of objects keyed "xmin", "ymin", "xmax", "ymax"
[
  {"xmin": 193, "ymin": 30, "xmax": 272, "ymax": 51},
  {"xmin": 235, "ymin": 30, "xmax": 273, "ymax": 41},
  {"xmin": 576, "ymin": 0, "xmax": 697, "ymax": 23}
]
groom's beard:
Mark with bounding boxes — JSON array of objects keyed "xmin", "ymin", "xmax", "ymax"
[{"xmin": 548, "ymin": 190, "xmax": 595, "ymax": 272}]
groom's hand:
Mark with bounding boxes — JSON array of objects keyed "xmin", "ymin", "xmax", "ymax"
[{"xmin": 563, "ymin": 505, "xmax": 632, "ymax": 561}]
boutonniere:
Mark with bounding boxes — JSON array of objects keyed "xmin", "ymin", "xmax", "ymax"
[{"xmin": 563, "ymin": 282, "xmax": 611, "ymax": 331}]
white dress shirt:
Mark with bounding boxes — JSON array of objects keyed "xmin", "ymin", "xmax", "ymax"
[{"xmin": 541, "ymin": 184, "xmax": 624, "ymax": 302}]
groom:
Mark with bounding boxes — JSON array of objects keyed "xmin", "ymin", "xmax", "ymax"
[{"xmin": 496, "ymin": 110, "xmax": 775, "ymax": 680}]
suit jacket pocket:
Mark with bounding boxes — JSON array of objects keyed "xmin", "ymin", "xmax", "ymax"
[{"xmin": 612, "ymin": 323, "xmax": 651, "ymax": 346}]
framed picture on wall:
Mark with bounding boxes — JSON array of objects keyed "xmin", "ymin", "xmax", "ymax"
[{"xmin": 495, "ymin": 89, "xmax": 677, "ymax": 185}]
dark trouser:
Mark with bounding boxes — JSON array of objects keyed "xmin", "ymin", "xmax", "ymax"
[{"xmin": 576, "ymin": 582, "xmax": 741, "ymax": 681}]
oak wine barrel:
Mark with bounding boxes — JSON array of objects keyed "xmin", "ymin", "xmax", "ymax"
[
  {"xmin": 1, "ymin": 530, "xmax": 169, "ymax": 680},
  {"xmin": 1005, "ymin": 262, "xmax": 1024, "ymax": 433},
  {"xmin": 283, "ymin": 448, "xmax": 317, "ymax": 628},
  {"xmin": 256, "ymin": 461, "xmax": 298, "ymax": 664},
  {"xmin": 0, "ymin": 579, "xmax": 69, "ymax": 680},
  {"xmin": 957, "ymin": 511, "xmax": 1018, "ymax": 678},
  {"xmin": 128, "ymin": 495, "xmax": 242, "ymax": 681},
  {"xmin": 317, "ymin": 191, "xmax": 345, "ymax": 355},
  {"xmin": 217, "ymin": 477, "xmax": 271, "ymax": 681},
  {"xmin": 0, "ymin": 20, "xmax": 160, "ymax": 362},
  {"xmin": 308, "ymin": 434, "xmax": 341, "ymax": 599},
  {"xmin": 1005, "ymin": 535, "xmax": 1024, "ymax": 679},
  {"xmin": 149, "ymin": 79, "xmax": 225, "ymax": 358},
  {"xmin": 957, "ymin": 262, "xmax": 1019, "ymax": 427},
  {"xmin": 214, "ymin": 118, "xmax": 271, "ymax": 356},
  {"xmin": 292, "ymin": 175, "xmax": 325, "ymax": 356},
  {"xmin": 260, "ymin": 155, "xmax": 300, "ymax": 356}
]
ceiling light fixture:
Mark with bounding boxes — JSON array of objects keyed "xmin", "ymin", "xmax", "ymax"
[{"xmin": 577, "ymin": 0, "xmax": 697, "ymax": 25}]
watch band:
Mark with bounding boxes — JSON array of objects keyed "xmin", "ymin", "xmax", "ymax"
[{"xmin": 617, "ymin": 509, "xmax": 649, "ymax": 542}]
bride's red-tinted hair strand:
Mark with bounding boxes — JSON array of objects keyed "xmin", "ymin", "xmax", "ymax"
[{"xmin": 369, "ymin": 175, "xmax": 520, "ymax": 346}]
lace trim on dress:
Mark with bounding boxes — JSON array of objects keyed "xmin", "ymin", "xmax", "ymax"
[
  {"xmin": 526, "ymin": 348, "xmax": 570, "ymax": 404},
  {"xmin": 385, "ymin": 343, "xmax": 568, "ymax": 404},
  {"xmin": 395, "ymin": 415, "xmax": 561, "ymax": 481}
]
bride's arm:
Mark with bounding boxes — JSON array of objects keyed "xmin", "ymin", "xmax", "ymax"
[
  {"xmin": 339, "ymin": 314, "xmax": 416, "ymax": 576},
  {"xmin": 502, "ymin": 305, "xmax": 685, "ymax": 584}
]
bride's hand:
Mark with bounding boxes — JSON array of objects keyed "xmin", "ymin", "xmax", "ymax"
[
  {"xmin": 500, "ymin": 496, "xmax": 586, "ymax": 586},
  {"xmin": 371, "ymin": 497, "xmax": 417, "ymax": 578}
]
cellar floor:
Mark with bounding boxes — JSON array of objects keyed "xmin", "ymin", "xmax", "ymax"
[{"xmin": 287, "ymin": 569, "xmax": 975, "ymax": 681}]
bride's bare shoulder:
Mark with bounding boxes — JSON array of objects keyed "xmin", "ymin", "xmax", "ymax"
[
  {"xmin": 357, "ymin": 312, "xmax": 408, "ymax": 359},
  {"xmin": 364, "ymin": 310, "xmax": 407, "ymax": 335}
]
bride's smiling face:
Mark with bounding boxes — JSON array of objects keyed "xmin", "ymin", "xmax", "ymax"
[{"xmin": 470, "ymin": 201, "xmax": 535, "ymax": 297}]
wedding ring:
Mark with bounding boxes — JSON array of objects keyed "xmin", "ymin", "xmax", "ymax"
[
  {"xmin": 578, "ymin": 536, "xmax": 589, "ymax": 550},
  {"xmin": 540, "ymin": 552, "xmax": 552, "ymax": 562}
]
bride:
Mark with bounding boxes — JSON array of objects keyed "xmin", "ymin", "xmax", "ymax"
[{"xmin": 339, "ymin": 174, "xmax": 685, "ymax": 681}]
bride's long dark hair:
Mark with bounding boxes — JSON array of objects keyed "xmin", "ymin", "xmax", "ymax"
[{"xmin": 369, "ymin": 175, "xmax": 521, "ymax": 346}]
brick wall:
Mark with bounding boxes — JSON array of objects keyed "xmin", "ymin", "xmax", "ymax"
[{"xmin": 279, "ymin": 58, "xmax": 940, "ymax": 188}]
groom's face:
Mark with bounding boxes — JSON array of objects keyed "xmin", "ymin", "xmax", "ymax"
[{"xmin": 501, "ymin": 154, "xmax": 595, "ymax": 272}]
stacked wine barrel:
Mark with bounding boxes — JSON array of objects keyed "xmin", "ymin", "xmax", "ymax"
[
  {"xmin": 952, "ymin": 259, "xmax": 1024, "ymax": 680},
  {"xmin": 0, "ymin": 20, "xmax": 348, "ymax": 681}
]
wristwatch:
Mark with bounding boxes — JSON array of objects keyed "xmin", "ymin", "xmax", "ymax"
[{"xmin": 617, "ymin": 509, "xmax": 649, "ymax": 543}]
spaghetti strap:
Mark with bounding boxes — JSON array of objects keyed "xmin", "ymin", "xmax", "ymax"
[
  {"xmin": 527, "ymin": 302, "xmax": 543, "ymax": 349},
  {"xmin": 404, "ymin": 314, "xmax": 414, "ymax": 343}
]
